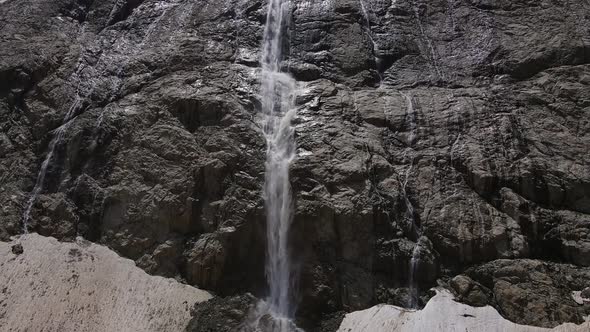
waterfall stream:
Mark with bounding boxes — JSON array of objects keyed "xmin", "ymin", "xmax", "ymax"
[
  {"xmin": 258, "ymin": 0, "xmax": 299, "ymax": 330},
  {"xmin": 400, "ymin": 92, "xmax": 424, "ymax": 308},
  {"xmin": 21, "ymin": 92, "xmax": 82, "ymax": 233}
]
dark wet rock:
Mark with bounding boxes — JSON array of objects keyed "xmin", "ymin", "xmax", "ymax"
[
  {"xmin": 1, "ymin": 0, "xmax": 589, "ymax": 329},
  {"xmin": 185, "ymin": 294, "xmax": 258, "ymax": 332},
  {"xmin": 11, "ymin": 243, "xmax": 23, "ymax": 255}
]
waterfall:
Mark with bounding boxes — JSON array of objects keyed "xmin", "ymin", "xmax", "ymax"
[
  {"xmin": 400, "ymin": 92, "xmax": 423, "ymax": 308},
  {"xmin": 21, "ymin": 22, "xmax": 94, "ymax": 233},
  {"xmin": 21, "ymin": 97, "xmax": 81, "ymax": 233},
  {"xmin": 94, "ymin": 1, "xmax": 177, "ymax": 130},
  {"xmin": 261, "ymin": 0, "xmax": 299, "ymax": 325},
  {"xmin": 23, "ymin": 2, "xmax": 179, "ymax": 233}
]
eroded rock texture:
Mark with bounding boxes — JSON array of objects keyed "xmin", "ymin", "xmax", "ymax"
[{"xmin": 1, "ymin": 0, "xmax": 589, "ymax": 329}]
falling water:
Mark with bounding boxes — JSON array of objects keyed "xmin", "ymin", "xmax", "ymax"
[
  {"xmin": 411, "ymin": 0, "xmax": 443, "ymax": 80},
  {"xmin": 359, "ymin": 0, "xmax": 384, "ymax": 85},
  {"xmin": 21, "ymin": 18, "xmax": 110, "ymax": 232},
  {"xmin": 408, "ymin": 237, "xmax": 426, "ymax": 308},
  {"xmin": 359, "ymin": 0, "xmax": 371, "ymax": 28},
  {"xmin": 404, "ymin": 156, "xmax": 421, "ymax": 308},
  {"xmin": 400, "ymin": 92, "xmax": 423, "ymax": 308},
  {"xmin": 95, "ymin": 1, "xmax": 177, "ymax": 130},
  {"xmin": 22, "ymin": 97, "xmax": 81, "ymax": 232},
  {"xmin": 358, "ymin": 1, "xmax": 377, "ymax": 55},
  {"xmin": 260, "ymin": 0, "xmax": 298, "ymax": 326}
]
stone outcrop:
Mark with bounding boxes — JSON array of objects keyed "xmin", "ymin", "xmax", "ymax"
[
  {"xmin": 1, "ymin": 0, "xmax": 589, "ymax": 329},
  {"xmin": 0, "ymin": 233, "xmax": 212, "ymax": 331},
  {"xmin": 185, "ymin": 294, "xmax": 259, "ymax": 332},
  {"xmin": 464, "ymin": 259, "xmax": 590, "ymax": 327}
]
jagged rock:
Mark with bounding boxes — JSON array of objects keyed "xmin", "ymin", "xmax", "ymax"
[
  {"xmin": 185, "ymin": 233, "xmax": 228, "ymax": 289},
  {"xmin": 1, "ymin": 0, "xmax": 589, "ymax": 329},
  {"xmin": 466, "ymin": 259, "xmax": 590, "ymax": 327},
  {"xmin": 450, "ymin": 275, "xmax": 490, "ymax": 307},
  {"xmin": 185, "ymin": 294, "xmax": 258, "ymax": 332}
]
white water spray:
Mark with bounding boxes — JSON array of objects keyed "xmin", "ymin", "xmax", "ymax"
[{"xmin": 260, "ymin": 0, "xmax": 299, "ymax": 325}]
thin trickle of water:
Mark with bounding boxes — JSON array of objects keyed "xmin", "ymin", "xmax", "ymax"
[
  {"xmin": 21, "ymin": 95, "xmax": 81, "ymax": 232},
  {"xmin": 359, "ymin": 0, "xmax": 384, "ymax": 85},
  {"xmin": 449, "ymin": 133, "xmax": 462, "ymax": 165},
  {"xmin": 21, "ymin": 21, "xmax": 101, "ymax": 232},
  {"xmin": 474, "ymin": 200, "xmax": 486, "ymax": 238},
  {"xmin": 401, "ymin": 92, "xmax": 418, "ymax": 147},
  {"xmin": 402, "ymin": 153, "xmax": 421, "ymax": 308},
  {"xmin": 359, "ymin": 0, "xmax": 371, "ymax": 28},
  {"xmin": 259, "ymin": 0, "xmax": 299, "ymax": 327},
  {"xmin": 408, "ymin": 241, "xmax": 420, "ymax": 308},
  {"xmin": 95, "ymin": 2, "xmax": 177, "ymax": 129},
  {"xmin": 24, "ymin": 0, "xmax": 187, "ymax": 233},
  {"xmin": 402, "ymin": 161, "xmax": 416, "ymax": 235},
  {"xmin": 21, "ymin": 14, "xmax": 120, "ymax": 228},
  {"xmin": 399, "ymin": 92, "xmax": 423, "ymax": 308},
  {"xmin": 411, "ymin": 1, "xmax": 443, "ymax": 80}
]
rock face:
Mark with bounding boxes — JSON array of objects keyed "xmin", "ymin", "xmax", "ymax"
[
  {"xmin": 185, "ymin": 294, "xmax": 259, "ymax": 332},
  {"xmin": 1, "ymin": 0, "xmax": 589, "ymax": 329},
  {"xmin": 464, "ymin": 259, "xmax": 590, "ymax": 327},
  {"xmin": 0, "ymin": 233, "xmax": 212, "ymax": 331}
]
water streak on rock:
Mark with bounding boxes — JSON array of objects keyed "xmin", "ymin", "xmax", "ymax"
[
  {"xmin": 400, "ymin": 91, "xmax": 422, "ymax": 308},
  {"xmin": 22, "ymin": 97, "xmax": 80, "ymax": 233}
]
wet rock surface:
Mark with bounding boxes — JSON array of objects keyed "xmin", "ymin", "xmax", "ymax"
[{"xmin": 1, "ymin": 0, "xmax": 589, "ymax": 329}]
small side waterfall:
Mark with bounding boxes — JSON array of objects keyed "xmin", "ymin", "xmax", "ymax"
[
  {"xmin": 359, "ymin": 0, "xmax": 383, "ymax": 85},
  {"xmin": 94, "ymin": 1, "xmax": 177, "ymax": 130},
  {"xmin": 21, "ymin": 97, "xmax": 81, "ymax": 233},
  {"xmin": 256, "ymin": 0, "xmax": 300, "ymax": 330},
  {"xmin": 400, "ymin": 92, "xmax": 423, "ymax": 308},
  {"xmin": 411, "ymin": 0, "xmax": 443, "ymax": 80},
  {"xmin": 23, "ymin": 3, "xmax": 177, "ymax": 233}
]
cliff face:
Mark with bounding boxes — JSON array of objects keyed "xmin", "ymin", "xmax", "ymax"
[{"xmin": 1, "ymin": 0, "xmax": 589, "ymax": 329}]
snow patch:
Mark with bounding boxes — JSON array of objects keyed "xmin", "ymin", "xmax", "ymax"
[
  {"xmin": 338, "ymin": 288, "xmax": 590, "ymax": 332},
  {"xmin": 0, "ymin": 233, "xmax": 212, "ymax": 332}
]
